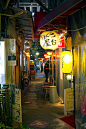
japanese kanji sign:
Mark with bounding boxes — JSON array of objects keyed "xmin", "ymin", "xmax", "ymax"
[{"xmin": 40, "ymin": 31, "xmax": 59, "ymax": 50}]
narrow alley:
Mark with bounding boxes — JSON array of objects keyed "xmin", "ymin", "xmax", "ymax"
[{"xmin": 21, "ymin": 71, "xmax": 75, "ymax": 129}]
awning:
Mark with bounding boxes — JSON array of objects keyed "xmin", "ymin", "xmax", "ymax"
[
  {"xmin": 34, "ymin": 0, "xmax": 86, "ymax": 38},
  {"xmin": 12, "ymin": 7, "xmax": 34, "ymax": 42}
]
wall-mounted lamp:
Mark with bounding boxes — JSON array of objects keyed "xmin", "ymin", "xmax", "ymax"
[
  {"xmin": 44, "ymin": 54, "xmax": 48, "ymax": 57},
  {"xmin": 66, "ymin": 74, "xmax": 72, "ymax": 80}
]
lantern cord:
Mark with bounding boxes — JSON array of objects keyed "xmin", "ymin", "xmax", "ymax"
[{"xmin": 43, "ymin": 17, "xmax": 86, "ymax": 32}]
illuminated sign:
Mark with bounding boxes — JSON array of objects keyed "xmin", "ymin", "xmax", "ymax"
[
  {"xmin": 58, "ymin": 36, "xmax": 65, "ymax": 48},
  {"xmin": 60, "ymin": 51, "xmax": 72, "ymax": 73},
  {"xmin": 40, "ymin": 31, "xmax": 59, "ymax": 50}
]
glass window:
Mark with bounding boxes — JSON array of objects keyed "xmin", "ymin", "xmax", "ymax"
[
  {"xmin": 40, "ymin": 7, "xmax": 43, "ymax": 12},
  {"xmin": 33, "ymin": 7, "xmax": 37, "ymax": 12},
  {"xmin": 26, "ymin": 7, "xmax": 30, "ymax": 11}
]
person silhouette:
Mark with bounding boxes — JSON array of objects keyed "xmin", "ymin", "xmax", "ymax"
[{"xmin": 44, "ymin": 61, "xmax": 49, "ymax": 82}]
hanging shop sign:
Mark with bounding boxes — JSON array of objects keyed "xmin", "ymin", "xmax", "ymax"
[
  {"xmin": 60, "ymin": 51, "xmax": 72, "ymax": 73},
  {"xmin": 40, "ymin": 31, "xmax": 59, "ymax": 50},
  {"xmin": 7, "ymin": 39, "xmax": 16, "ymax": 66},
  {"xmin": 58, "ymin": 36, "xmax": 65, "ymax": 48}
]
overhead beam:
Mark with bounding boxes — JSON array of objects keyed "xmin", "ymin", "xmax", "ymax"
[
  {"xmin": 16, "ymin": 24, "xmax": 31, "ymax": 28},
  {"xmin": 23, "ymin": 33, "xmax": 32, "ymax": 36},
  {"xmin": 37, "ymin": 0, "xmax": 85, "ymax": 31},
  {"xmin": 9, "ymin": 11, "xmax": 24, "ymax": 18},
  {"xmin": 27, "ymin": 35, "xmax": 32, "ymax": 38},
  {"xmin": 22, "ymin": 30, "xmax": 31, "ymax": 32},
  {"xmin": 4, "ymin": 0, "xmax": 10, "ymax": 10},
  {"xmin": 12, "ymin": 7, "xmax": 32, "ymax": 16},
  {"xmin": 35, "ymin": 0, "xmax": 49, "ymax": 13},
  {"xmin": 11, "ymin": 16, "xmax": 32, "ymax": 20},
  {"xmin": 16, "ymin": 26, "xmax": 25, "ymax": 32},
  {"xmin": 0, "ymin": 13, "xmax": 32, "ymax": 20}
]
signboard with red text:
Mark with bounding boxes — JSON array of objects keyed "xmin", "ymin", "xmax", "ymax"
[{"xmin": 58, "ymin": 36, "xmax": 65, "ymax": 48}]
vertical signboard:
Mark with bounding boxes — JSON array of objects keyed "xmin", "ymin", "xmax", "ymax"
[
  {"xmin": 0, "ymin": 41, "xmax": 5, "ymax": 86},
  {"xmin": 7, "ymin": 39, "xmax": 16, "ymax": 66},
  {"xmin": 64, "ymin": 88, "xmax": 74, "ymax": 116},
  {"xmin": 12, "ymin": 88, "xmax": 22, "ymax": 122},
  {"xmin": 58, "ymin": 36, "xmax": 65, "ymax": 48}
]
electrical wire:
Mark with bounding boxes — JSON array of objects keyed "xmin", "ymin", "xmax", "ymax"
[{"xmin": 43, "ymin": 17, "xmax": 86, "ymax": 32}]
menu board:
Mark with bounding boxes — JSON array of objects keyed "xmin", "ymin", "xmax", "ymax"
[
  {"xmin": 64, "ymin": 88, "xmax": 74, "ymax": 116},
  {"xmin": 12, "ymin": 89, "xmax": 22, "ymax": 122}
]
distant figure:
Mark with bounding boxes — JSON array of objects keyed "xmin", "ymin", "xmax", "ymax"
[
  {"xmin": 41, "ymin": 63, "xmax": 43, "ymax": 72},
  {"xmin": 44, "ymin": 61, "xmax": 49, "ymax": 82},
  {"xmin": 35, "ymin": 64, "xmax": 37, "ymax": 75}
]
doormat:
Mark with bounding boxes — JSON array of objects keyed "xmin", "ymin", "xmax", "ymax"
[
  {"xmin": 29, "ymin": 120, "xmax": 50, "ymax": 128},
  {"xmin": 59, "ymin": 115, "xmax": 75, "ymax": 128}
]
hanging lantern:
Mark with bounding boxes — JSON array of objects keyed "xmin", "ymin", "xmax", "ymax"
[
  {"xmin": 45, "ymin": 55, "xmax": 50, "ymax": 59},
  {"xmin": 40, "ymin": 31, "xmax": 59, "ymax": 50},
  {"xmin": 47, "ymin": 51, "xmax": 52, "ymax": 56},
  {"xmin": 44, "ymin": 54, "xmax": 48, "ymax": 57},
  {"xmin": 26, "ymin": 52, "xmax": 30, "ymax": 57},
  {"xmin": 60, "ymin": 51, "xmax": 72, "ymax": 73}
]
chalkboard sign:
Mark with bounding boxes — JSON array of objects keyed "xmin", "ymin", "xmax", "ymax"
[
  {"xmin": 12, "ymin": 89, "xmax": 22, "ymax": 122},
  {"xmin": 64, "ymin": 88, "xmax": 74, "ymax": 116}
]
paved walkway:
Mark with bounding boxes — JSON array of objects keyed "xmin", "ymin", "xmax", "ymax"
[{"xmin": 21, "ymin": 71, "xmax": 75, "ymax": 129}]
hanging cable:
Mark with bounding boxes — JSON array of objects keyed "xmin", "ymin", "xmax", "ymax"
[{"xmin": 43, "ymin": 17, "xmax": 86, "ymax": 32}]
